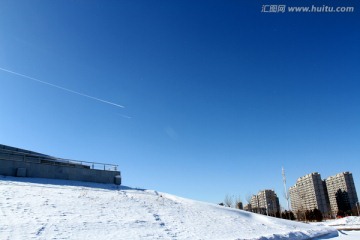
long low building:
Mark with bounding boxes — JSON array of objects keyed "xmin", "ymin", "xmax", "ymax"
[{"xmin": 0, "ymin": 144, "xmax": 121, "ymax": 185}]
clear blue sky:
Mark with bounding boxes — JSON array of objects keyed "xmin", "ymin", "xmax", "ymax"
[{"xmin": 1, "ymin": 0, "xmax": 359, "ymax": 208}]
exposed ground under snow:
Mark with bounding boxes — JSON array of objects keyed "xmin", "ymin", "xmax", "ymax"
[{"xmin": 0, "ymin": 176, "xmax": 341, "ymax": 240}]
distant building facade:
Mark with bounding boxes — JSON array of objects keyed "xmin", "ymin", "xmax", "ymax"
[
  {"xmin": 289, "ymin": 172, "xmax": 329, "ymax": 217},
  {"xmin": 249, "ymin": 189, "xmax": 280, "ymax": 215},
  {"xmin": 0, "ymin": 144, "xmax": 121, "ymax": 185},
  {"xmin": 289, "ymin": 185, "xmax": 300, "ymax": 213},
  {"xmin": 325, "ymin": 172, "xmax": 358, "ymax": 217},
  {"xmin": 250, "ymin": 195, "xmax": 262, "ymax": 213},
  {"xmin": 243, "ymin": 203, "xmax": 252, "ymax": 211}
]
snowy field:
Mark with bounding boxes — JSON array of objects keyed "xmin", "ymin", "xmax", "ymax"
[
  {"xmin": 0, "ymin": 176, "xmax": 355, "ymax": 240},
  {"xmin": 334, "ymin": 231, "xmax": 360, "ymax": 239},
  {"xmin": 323, "ymin": 217, "xmax": 360, "ymax": 230},
  {"xmin": 310, "ymin": 217, "xmax": 360, "ymax": 239}
]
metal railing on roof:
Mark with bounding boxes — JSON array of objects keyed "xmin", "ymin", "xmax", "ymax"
[{"xmin": 0, "ymin": 148, "xmax": 119, "ymax": 172}]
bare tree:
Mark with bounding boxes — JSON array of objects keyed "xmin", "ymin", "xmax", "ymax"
[
  {"xmin": 244, "ymin": 194, "xmax": 253, "ymax": 212},
  {"xmin": 224, "ymin": 194, "xmax": 234, "ymax": 207},
  {"xmin": 234, "ymin": 195, "xmax": 242, "ymax": 209},
  {"xmin": 299, "ymin": 192, "xmax": 307, "ymax": 222},
  {"xmin": 245, "ymin": 194, "xmax": 252, "ymax": 205}
]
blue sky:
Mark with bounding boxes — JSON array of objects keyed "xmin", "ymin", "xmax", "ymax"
[{"xmin": 0, "ymin": 0, "xmax": 359, "ymax": 208}]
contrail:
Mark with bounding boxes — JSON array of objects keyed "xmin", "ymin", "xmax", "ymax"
[{"xmin": 0, "ymin": 67, "xmax": 125, "ymax": 108}]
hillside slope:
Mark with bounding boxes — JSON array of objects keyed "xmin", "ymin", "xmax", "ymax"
[{"xmin": 0, "ymin": 176, "xmax": 337, "ymax": 240}]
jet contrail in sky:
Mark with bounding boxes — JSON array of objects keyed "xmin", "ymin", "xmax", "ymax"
[{"xmin": 0, "ymin": 67, "xmax": 125, "ymax": 108}]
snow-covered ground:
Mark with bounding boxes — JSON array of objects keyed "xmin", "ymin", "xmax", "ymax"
[
  {"xmin": 0, "ymin": 176, "xmax": 351, "ymax": 240},
  {"xmin": 334, "ymin": 231, "xmax": 360, "ymax": 239},
  {"xmin": 323, "ymin": 217, "xmax": 360, "ymax": 230},
  {"xmin": 311, "ymin": 217, "xmax": 360, "ymax": 240}
]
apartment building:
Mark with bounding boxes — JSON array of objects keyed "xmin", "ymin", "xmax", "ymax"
[
  {"xmin": 289, "ymin": 185, "xmax": 300, "ymax": 213},
  {"xmin": 250, "ymin": 189, "xmax": 280, "ymax": 215},
  {"xmin": 325, "ymin": 172, "xmax": 358, "ymax": 217},
  {"xmin": 289, "ymin": 172, "xmax": 329, "ymax": 217},
  {"xmin": 250, "ymin": 195, "xmax": 261, "ymax": 213}
]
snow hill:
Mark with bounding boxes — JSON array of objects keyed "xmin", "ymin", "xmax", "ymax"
[{"xmin": 0, "ymin": 176, "xmax": 338, "ymax": 240}]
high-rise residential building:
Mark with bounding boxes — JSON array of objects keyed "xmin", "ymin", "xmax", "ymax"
[
  {"xmin": 289, "ymin": 185, "xmax": 300, "ymax": 213},
  {"xmin": 289, "ymin": 172, "xmax": 329, "ymax": 217},
  {"xmin": 258, "ymin": 189, "xmax": 280, "ymax": 215},
  {"xmin": 325, "ymin": 172, "xmax": 358, "ymax": 217},
  {"xmin": 250, "ymin": 190, "xmax": 280, "ymax": 215},
  {"xmin": 250, "ymin": 195, "xmax": 261, "ymax": 213}
]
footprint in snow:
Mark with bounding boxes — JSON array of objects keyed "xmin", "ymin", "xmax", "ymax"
[
  {"xmin": 153, "ymin": 214, "xmax": 161, "ymax": 221},
  {"xmin": 36, "ymin": 225, "xmax": 46, "ymax": 236}
]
